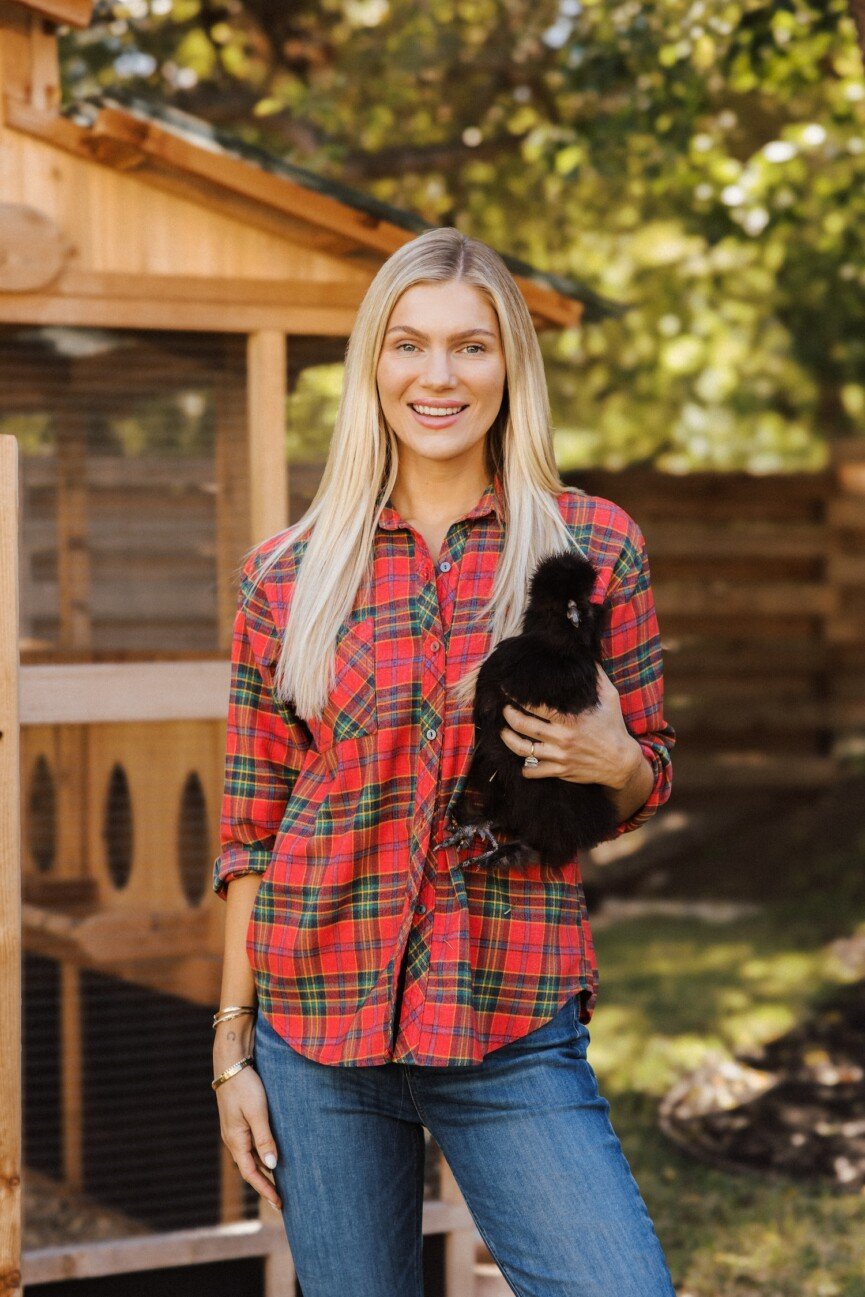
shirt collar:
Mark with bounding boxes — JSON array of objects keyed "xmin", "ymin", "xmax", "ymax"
[{"xmin": 377, "ymin": 471, "xmax": 505, "ymax": 531}]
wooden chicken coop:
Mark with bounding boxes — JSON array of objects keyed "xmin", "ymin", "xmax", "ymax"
[{"xmin": 0, "ymin": 3, "xmax": 616, "ymax": 1294}]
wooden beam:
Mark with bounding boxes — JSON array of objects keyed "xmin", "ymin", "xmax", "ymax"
[
  {"xmin": 22, "ymin": 904, "xmax": 212, "ymax": 964},
  {"xmin": 19, "ymin": 660, "xmax": 232, "ymax": 724},
  {"xmin": 0, "ymin": 4, "xmax": 62, "ymax": 113},
  {"xmin": 55, "ymin": 406, "xmax": 91, "ymax": 650},
  {"xmin": 0, "ymin": 290, "xmax": 360, "ymax": 335},
  {"xmin": 23, "ymin": 1220, "xmax": 290, "ymax": 1285},
  {"xmin": 0, "ymin": 436, "xmax": 22, "ymax": 1297},
  {"xmin": 3, "ymin": 0, "xmax": 93, "ymax": 27},
  {"xmin": 21, "ymin": 1200, "xmax": 473, "ymax": 1285},
  {"xmin": 247, "ymin": 331, "xmax": 288, "ymax": 544}
]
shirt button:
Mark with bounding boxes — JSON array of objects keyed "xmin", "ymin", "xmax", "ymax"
[
  {"xmin": 425, "ymin": 727, "xmax": 437, "ymax": 741},
  {"xmin": 439, "ymin": 560, "xmax": 451, "ymax": 572},
  {"xmin": 429, "ymin": 639, "xmax": 440, "ymax": 653},
  {"xmin": 415, "ymin": 902, "xmax": 427, "ymax": 916}
]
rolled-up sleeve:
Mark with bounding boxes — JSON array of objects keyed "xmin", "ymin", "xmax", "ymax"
[
  {"xmin": 599, "ymin": 517, "xmax": 676, "ymax": 839},
  {"xmin": 212, "ymin": 568, "xmax": 311, "ymax": 900}
]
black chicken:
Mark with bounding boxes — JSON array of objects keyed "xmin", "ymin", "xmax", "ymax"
[{"xmin": 436, "ymin": 549, "xmax": 620, "ymax": 869}]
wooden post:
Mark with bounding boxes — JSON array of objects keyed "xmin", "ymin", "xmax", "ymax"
[
  {"xmin": 246, "ymin": 331, "xmax": 288, "ymax": 544},
  {"xmin": 214, "ymin": 343, "xmax": 250, "ymax": 650},
  {"xmin": 60, "ymin": 964, "xmax": 84, "ymax": 1190},
  {"xmin": 826, "ymin": 435, "xmax": 865, "ymax": 754},
  {"xmin": 0, "ymin": 435, "xmax": 23, "ymax": 1297},
  {"xmin": 55, "ymin": 406, "xmax": 92, "ymax": 651},
  {"xmin": 440, "ymin": 1159, "xmax": 477, "ymax": 1297}
]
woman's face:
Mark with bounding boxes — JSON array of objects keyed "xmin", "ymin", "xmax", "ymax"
[{"xmin": 376, "ymin": 280, "xmax": 506, "ymax": 474}]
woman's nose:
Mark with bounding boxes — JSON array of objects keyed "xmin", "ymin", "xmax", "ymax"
[{"xmin": 420, "ymin": 349, "xmax": 457, "ymax": 387}]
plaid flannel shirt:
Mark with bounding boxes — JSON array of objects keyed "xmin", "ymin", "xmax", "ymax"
[{"xmin": 213, "ymin": 474, "xmax": 676, "ymax": 1066}]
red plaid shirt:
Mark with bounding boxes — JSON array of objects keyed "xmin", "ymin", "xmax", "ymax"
[{"xmin": 213, "ymin": 474, "xmax": 676, "ymax": 1066}]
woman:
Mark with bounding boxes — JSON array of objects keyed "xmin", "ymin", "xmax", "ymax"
[{"xmin": 212, "ymin": 227, "xmax": 678, "ymax": 1296}]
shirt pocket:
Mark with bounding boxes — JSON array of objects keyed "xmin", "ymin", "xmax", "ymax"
[{"xmin": 311, "ymin": 615, "xmax": 378, "ymax": 749}]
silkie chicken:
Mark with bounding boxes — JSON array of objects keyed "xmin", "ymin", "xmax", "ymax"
[{"xmin": 436, "ymin": 549, "xmax": 620, "ymax": 870}]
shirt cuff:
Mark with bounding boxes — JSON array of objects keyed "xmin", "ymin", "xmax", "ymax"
[
  {"xmin": 212, "ymin": 844, "xmax": 272, "ymax": 900},
  {"xmin": 605, "ymin": 742, "xmax": 669, "ymax": 839}
]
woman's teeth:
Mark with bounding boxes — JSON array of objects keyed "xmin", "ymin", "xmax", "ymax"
[{"xmin": 410, "ymin": 404, "xmax": 466, "ymax": 417}]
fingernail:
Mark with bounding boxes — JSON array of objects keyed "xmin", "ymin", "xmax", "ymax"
[
  {"xmin": 269, "ymin": 1199, "xmax": 281, "ymax": 1212},
  {"xmin": 264, "ymin": 1153, "xmax": 277, "ymax": 1169}
]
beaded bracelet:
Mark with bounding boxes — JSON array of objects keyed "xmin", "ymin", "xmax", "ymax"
[{"xmin": 211, "ymin": 1054, "xmax": 254, "ymax": 1090}]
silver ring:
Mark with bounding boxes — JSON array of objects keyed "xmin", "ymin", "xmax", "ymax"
[{"xmin": 523, "ymin": 755, "xmax": 540, "ymax": 768}]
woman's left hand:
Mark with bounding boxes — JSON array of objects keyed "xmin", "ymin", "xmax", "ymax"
[{"xmin": 499, "ymin": 663, "xmax": 643, "ymax": 791}]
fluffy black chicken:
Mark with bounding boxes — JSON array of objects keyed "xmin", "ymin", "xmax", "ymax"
[{"xmin": 437, "ymin": 549, "xmax": 620, "ymax": 869}]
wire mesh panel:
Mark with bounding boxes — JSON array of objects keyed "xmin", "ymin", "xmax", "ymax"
[
  {"xmin": 2, "ymin": 326, "xmax": 253, "ymax": 658},
  {"xmin": 6, "ymin": 325, "xmax": 269, "ymax": 1269}
]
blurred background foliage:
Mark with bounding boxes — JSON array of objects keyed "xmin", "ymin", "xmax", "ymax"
[{"xmin": 58, "ymin": 0, "xmax": 865, "ymax": 473}]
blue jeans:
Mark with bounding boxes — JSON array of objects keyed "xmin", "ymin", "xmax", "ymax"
[{"xmin": 253, "ymin": 994, "xmax": 677, "ymax": 1296}]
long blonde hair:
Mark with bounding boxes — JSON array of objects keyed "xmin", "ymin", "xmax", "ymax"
[{"xmin": 248, "ymin": 225, "xmax": 586, "ymax": 720}]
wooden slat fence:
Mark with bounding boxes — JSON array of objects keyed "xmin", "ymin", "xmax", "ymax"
[{"xmin": 17, "ymin": 446, "xmax": 865, "ymax": 790}]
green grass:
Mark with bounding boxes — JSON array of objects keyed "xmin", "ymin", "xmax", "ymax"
[{"xmin": 586, "ymin": 842, "xmax": 865, "ymax": 1296}]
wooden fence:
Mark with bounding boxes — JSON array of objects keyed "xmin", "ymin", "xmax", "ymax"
[
  {"xmin": 575, "ymin": 436, "xmax": 865, "ymax": 790},
  {"xmin": 18, "ymin": 442, "xmax": 865, "ymax": 792}
]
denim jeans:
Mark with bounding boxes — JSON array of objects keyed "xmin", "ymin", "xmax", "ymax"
[{"xmin": 253, "ymin": 994, "xmax": 677, "ymax": 1296}]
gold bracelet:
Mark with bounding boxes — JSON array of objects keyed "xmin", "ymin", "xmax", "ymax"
[
  {"xmin": 212, "ymin": 1005, "xmax": 258, "ymax": 1028},
  {"xmin": 213, "ymin": 1010, "xmax": 256, "ymax": 1027},
  {"xmin": 211, "ymin": 1054, "xmax": 254, "ymax": 1090}
]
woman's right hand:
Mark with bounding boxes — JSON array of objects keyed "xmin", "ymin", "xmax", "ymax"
[{"xmin": 214, "ymin": 1056, "xmax": 283, "ymax": 1213}]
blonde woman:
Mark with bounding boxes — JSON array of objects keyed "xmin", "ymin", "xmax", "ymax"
[{"xmin": 212, "ymin": 227, "xmax": 678, "ymax": 1296}]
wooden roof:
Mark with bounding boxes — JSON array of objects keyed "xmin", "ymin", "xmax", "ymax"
[
  {"xmin": 5, "ymin": 80, "xmax": 627, "ymax": 329},
  {"xmin": 9, "ymin": 0, "xmax": 93, "ymax": 26}
]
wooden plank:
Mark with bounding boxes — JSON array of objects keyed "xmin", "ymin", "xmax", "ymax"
[
  {"xmin": 827, "ymin": 496, "xmax": 865, "ymax": 530},
  {"xmin": 22, "ymin": 904, "xmax": 211, "ymax": 964},
  {"xmin": 664, "ymin": 697, "xmax": 829, "ymax": 730},
  {"xmin": 666, "ymin": 640, "xmax": 830, "ymax": 673},
  {"xmin": 22, "ymin": 1221, "xmax": 290, "ymax": 1284},
  {"xmin": 0, "ymin": 436, "xmax": 22, "ymax": 1297},
  {"xmin": 0, "ymin": 290, "xmax": 359, "ymax": 335},
  {"xmin": 655, "ymin": 582, "xmax": 833, "ymax": 617},
  {"xmin": 24, "ymin": 578, "xmax": 216, "ymax": 620},
  {"xmin": 644, "ymin": 520, "xmax": 826, "ymax": 559},
  {"xmin": 19, "ymin": 661, "xmax": 231, "ymax": 723},
  {"xmin": 48, "ymin": 268, "xmax": 367, "ymax": 310},
  {"xmin": 21, "ymin": 1199, "xmax": 473, "ymax": 1285},
  {"xmin": 22, "ymin": 456, "xmax": 215, "ymax": 488},
  {"xmin": 670, "ymin": 749, "xmax": 836, "ymax": 788},
  {"xmin": 573, "ymin": 468, "xmax": 831, "ymax": 506},
  {"xmin": 247, "ymin": 331, "xmax": 288, "ymax": 544},
  {"xmin": 827, "ymin": 552, "xmax": 865, "ymax": 585}
]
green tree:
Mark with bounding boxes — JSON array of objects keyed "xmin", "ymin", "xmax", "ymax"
[{"xmin": 62, "ymin": 0, "xmax": 865, "ymax": 471}]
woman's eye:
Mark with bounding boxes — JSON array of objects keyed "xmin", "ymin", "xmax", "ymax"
[{"xmin": 395, "ymin": 342, "xmax": 486, "ymax": 354}]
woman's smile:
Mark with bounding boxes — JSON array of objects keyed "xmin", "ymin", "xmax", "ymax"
[{"xmin": 407, "ymin": 400, "xmax": 469, "ymax": 428}]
